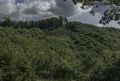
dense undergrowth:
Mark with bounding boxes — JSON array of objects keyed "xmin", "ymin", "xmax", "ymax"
[{"xmin": 0, "ymin": 22, "xmax": 120, "ymax": 81}]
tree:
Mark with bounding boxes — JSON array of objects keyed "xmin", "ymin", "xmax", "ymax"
[
  {"xmin": 0, "ymin": 16, "xmax": 12, "ymax": 27},
  {"xmin": 64, "ymin": 0, "xmax": 120, "ymax": 25}
]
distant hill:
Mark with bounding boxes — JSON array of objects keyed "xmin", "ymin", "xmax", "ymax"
[{"xmin": 0, "ymin": 21, "xmax": 120, "ymax": 81}]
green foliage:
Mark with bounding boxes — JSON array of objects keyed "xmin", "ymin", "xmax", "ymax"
[
  {"xmin": 0, "ymin": 22, "xmax": 120, "ymax": 81},
  {"xmin": 64, "ymin": 0, "xmax": 120, "ymax": 25},
  {"xmin": 0, "ymin": 16, "xmax": 68, "ymax": 29}
]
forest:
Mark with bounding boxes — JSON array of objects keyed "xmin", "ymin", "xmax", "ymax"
[
  {"xmin": 0, "ymin": 16, "xmax": 68, "ymax": 30},
  {"xmin": 0, "ymin": 17, "xmax": 120, "ymax": 81}
]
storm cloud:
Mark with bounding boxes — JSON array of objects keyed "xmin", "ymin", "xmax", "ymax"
[{"xmin": 0, "ymin": 0, "xmax": 81, "ymax": 20}]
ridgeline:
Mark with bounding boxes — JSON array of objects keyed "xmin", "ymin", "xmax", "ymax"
[{"xmin": 0, "ymin": 18, "xmax": 120, "ymax": 81}]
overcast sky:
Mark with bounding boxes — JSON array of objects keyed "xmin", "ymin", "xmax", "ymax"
[{"xmin": 0, "ymin": 0, "xmax": 119, "ymax": 28}]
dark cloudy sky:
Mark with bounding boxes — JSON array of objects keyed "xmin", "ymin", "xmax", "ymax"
[
  {"xmin": 0, "ymin": 0, "xmax": 79, "ymax": 20},
  {"xmin": 0, "ymin": 0, "xmax": 119, "ymax": 28}
]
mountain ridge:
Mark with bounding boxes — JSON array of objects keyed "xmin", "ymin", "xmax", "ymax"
[{"xmin": 0, "ymin": 22, "xmax": 120, "ymax": 81}]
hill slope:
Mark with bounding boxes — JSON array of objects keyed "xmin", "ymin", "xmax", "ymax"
[{"xmin": 0, "ymin": 22, "xmax": 120, "ymax": 81}]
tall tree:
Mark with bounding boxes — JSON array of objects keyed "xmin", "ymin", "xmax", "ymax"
[{"xmin": 0, "ymin": 16, "xmax": 12, "ymax": 27}]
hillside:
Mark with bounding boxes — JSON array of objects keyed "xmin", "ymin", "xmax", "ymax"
[{"xmin": 0, "ymin": 22, "xmax": 120, "ymax": 81}]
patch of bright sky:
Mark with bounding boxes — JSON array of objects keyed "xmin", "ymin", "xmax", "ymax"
[{"xmin": 68, "ymin": 7, "xmax": 120, "ymax": 28}]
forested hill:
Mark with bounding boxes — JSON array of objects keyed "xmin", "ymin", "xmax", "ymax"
[{"xmin": 0, "ymin": 21, "xmax": 120, "ymax": 81}]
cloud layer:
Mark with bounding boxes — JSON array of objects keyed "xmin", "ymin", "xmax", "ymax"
[
  {"xmin": 0, "ymin": 0, "xmax": 80, "ymax": 20},
  {"xmin": 0, "ymin": 0, "xmax": 118, "ymax": 28}
]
